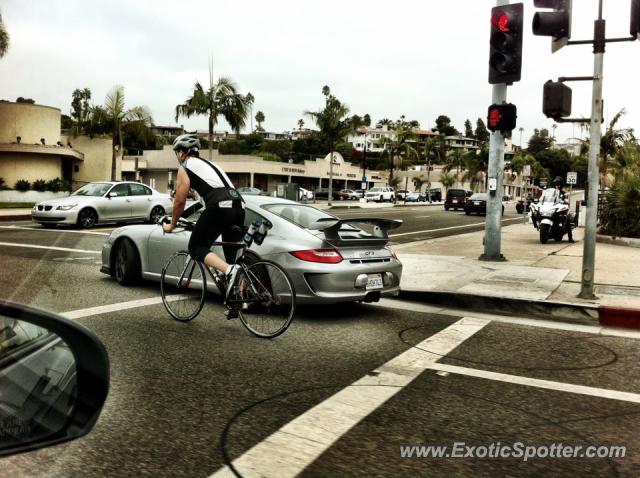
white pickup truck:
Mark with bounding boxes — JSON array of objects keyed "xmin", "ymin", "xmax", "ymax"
[{"xmin": 365, "ymin": 187, "xmax": 395, "ymax": 202}]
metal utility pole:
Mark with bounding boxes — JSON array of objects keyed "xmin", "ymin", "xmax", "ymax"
[
  {"xmin": 481, "ymin": 82, "xmax": 508, "ymax": 261},
  {"xmin": 579, "ymin": 8, "xmax": 605, "ymax": 299}
]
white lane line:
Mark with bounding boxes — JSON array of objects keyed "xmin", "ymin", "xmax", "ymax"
[
  {"xmin": 427, "ymin": 363, "xmax": 640, "ymax": 404},
  {"xmin": 0, "ymin": 225, "xmax": 110, "ymax": 236},
  {"xmin": 62, "ymin": 295, "xmax": 185, "ymax": 320},
  {"xmin": 372, "ymin": 299, "xmax": 640, "ymax": 339},
  {"xmin": 0, "ymin": 241, "xmax": 101, "ymax": 254},
  {"xmin": 390, "ymin": 218, "xmax": 522, "ymax": 237},
  {"xmin": 209, "ymin": 317, "xmax": 489, "ymax": 478}
]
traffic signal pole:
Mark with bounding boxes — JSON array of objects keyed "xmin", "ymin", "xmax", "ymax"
[
  {"xmin": 579, "ymin": 13, "xmax": 605, "ymax": 299},
  {"xmin": 481, "ymin": 82, "xmax": 508, "ymax": 261}
]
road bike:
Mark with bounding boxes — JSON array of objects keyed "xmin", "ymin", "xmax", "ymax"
[{"xmin": 159, "ymin": 218, "xmax": 295, "ymax": 338}]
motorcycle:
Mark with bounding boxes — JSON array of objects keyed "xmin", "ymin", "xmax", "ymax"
[{"xmin": 529, "ymin": 188, "xmax": 571, "ymax": 244}]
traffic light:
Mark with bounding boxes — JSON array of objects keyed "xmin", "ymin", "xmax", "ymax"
[
  {"xmin": 487, "ymin": 103, "xmax": 517, "ymax": 132},
  {"xmin": 632, "ymin": 0, "xmax": 640, "ymax": 40},
  {"xmin": 489, "ymin": 3, "xmax": 524, "ymax": 84},
  {"xmin": 542, "ymin": 80, "xmax": 572, "ymax": 120},
  {"xmin": 532, "ymin": 0, "xmax": 572, "ymax": 53}
]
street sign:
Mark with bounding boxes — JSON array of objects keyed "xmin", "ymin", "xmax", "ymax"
[
  {"xmin": 522, "ymin": 164, "xmax": 531, "ymax": 177},
  {"xmin": 566, "ymin": 171, "xmax": 577, "ymax": 185},
  {"xmin": 361, "ymin": 182, "xmax": 367, "ymax": 189}
]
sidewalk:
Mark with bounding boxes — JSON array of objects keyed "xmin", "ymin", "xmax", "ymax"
[
  {"xmin": 312, "ymin": 201, "xmax": 445, "ymax": 211},
  {"xmin": 395, "ymin": 223, "xmax": 640, "ymax": 329},
  {"xmin": 0, "ymin": 208, "xmax": 32, "ymax": 221}
]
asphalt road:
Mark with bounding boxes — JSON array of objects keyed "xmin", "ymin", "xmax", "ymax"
[
  {"xmin": 331, "ymin": 203, "xmax": 525, "ymax": 244},
  {"xmin": 1, "ymin": 221, "xmax": 639, "ymax": 477}
]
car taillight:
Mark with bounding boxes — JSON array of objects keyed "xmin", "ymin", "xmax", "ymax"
[
  {"xmin": 385, "ymin": 246, "xmax": 398, "ymax": 259},
  {"xmin": 290, "ymin": 249, "xmax": 343, "ymax": 264}
]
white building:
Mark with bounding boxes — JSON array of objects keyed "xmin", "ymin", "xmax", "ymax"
[{"xmin": 346, "ymin": 126, "xmax": 396, "ymax": 153}]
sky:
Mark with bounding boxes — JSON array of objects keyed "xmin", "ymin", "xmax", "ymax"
[{"xmin": 1, "ymin": 0, "xmax": 638, "ymax": 147}]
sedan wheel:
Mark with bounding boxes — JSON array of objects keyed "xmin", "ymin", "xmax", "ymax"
[
  {"xmin": 77, "ymin": 208, "xmax": 97, "ymax": 229},
  {"xmin": 150, "ymin": 206, "xmax": 165, "ymax": 224},
  {"xmin": 114, "ymin": 239, "xmax": 141, "ymax": 285}
]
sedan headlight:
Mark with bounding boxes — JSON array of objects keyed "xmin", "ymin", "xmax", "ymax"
[{"xmin": 56, "ymin": 204, "xmax": 77, "ymax": 211}]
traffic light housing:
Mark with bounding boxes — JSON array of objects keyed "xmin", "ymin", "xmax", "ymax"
[
  {"xmin": 532, "ymin": 0, "xmax": 572, "ymax": 53},
  {"xmin": 542, "ymin": 80, "xmax": 572, "ymax": 120},
  {"xmin": 487, "ymin": 103, "xmax": 517, "ymax": 132},
  {"xmin": 489, "ymin": 3, "xmax": 524, "ymax": 84},
  {"xmin": 632, "ymin": 0, "xmax": 640, "ymax": 40}
]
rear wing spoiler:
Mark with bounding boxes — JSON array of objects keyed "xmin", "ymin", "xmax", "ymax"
[{"xmin": 309, "ymin": 217, "xmax": 402, "ymax": 246}]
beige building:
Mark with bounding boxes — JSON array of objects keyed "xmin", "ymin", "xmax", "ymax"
[
  {"xmin": 123, "ymin": 147, "xmax": 389, "ymax": 194},
  {"xmin": 0, "ymin": 101, "xmax": 115, "ymax": 188}
]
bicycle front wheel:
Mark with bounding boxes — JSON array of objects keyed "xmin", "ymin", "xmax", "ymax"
[
  {"xmin": 232, "ymin": 261, "xmax": 295, "ymax": 338},
  {"xmin": 160, "ymin": 251, "xmax": 206, "ymax": 322}
]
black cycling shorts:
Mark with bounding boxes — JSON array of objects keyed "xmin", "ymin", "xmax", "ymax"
[{"xmin": 188, "ymin": 205, "xmax": 245, "ymax": 264}]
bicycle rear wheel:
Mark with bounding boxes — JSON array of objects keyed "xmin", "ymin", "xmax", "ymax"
[
  {"xmin": 232, "ymin": 260, "xmax": 295, "ymax": 338},
  {"xmin": 160, "ymin": 251, "xmax": 206, "ymax": 322}
]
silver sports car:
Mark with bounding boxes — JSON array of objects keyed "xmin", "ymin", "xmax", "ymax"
[
  {"xmin": 32, "ymin": 181, "xmax": 173, "ymax": 229},
  {"xmin": 100, "ymin": 195, "xmax": 403, "ymax": 304}
]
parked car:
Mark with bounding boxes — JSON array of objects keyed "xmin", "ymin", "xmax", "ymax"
[
  {"xmin": 354, "ymin": 189, "xmax": 365, "ymax": 198},
  {"xmin": 32, "ymin": 181, "xmax": 173, "ymax": 229},
  {"xmin": 444, "ymin": 188, "xmax": 473, "ymax": 211},
  {"xmin": 395, "ymin": 189, "xmax": 410, "ymax": 201},
  {"xmin": 237, "ymin": 187, "xmax": 264, "ymax": 196},
  {"xmin": 405, "ymin": 192, "xmax": 427, "ymax": 202},
  {"xmin": 463, "ymin": 193, "xmax": 505, "ymax": 216},
  {"xmin": 516, "ymin": 196, "xmax": 534, "ymax": 214},
  {"xmin": 314, "ymin": 188, "xmax": 343, "ymax": 200},
  {"xmin": 100, "ymin": 195, "xmax": 403, "ymax": 304},
  {"xmin": 365, "ymin": 187, "xmax": 395, "ymax": 202},
  {"xmin": 299, "ymin": 187, "xmax": 314, "ymax": 201},
  {"xmin": 427, "ymin": 188, "xmax": 442, "ymax": 202},
  {"xmin": 339, "ymin": 189, "xmax": 359, "ymax": 200}
]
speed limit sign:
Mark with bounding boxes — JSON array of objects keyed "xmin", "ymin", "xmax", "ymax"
[{"xmin": 566, "ymin": 172, "xmax": 577, "ymax": 185}]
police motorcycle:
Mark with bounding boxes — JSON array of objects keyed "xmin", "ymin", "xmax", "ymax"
[{"xmin": 529, "ymin": 187, "xmax": 571, "ymax": 244}]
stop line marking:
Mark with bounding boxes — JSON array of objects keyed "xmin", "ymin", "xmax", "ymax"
[
  {"xmin": 61, "ymin": 295, "xmax": 186, "ymax": 320},
  {"xmin": 0, "ymin": 241, "xmax": 101, "ymax": 254},
  {"xmin": 0, "ymin": 225, "xmax": 110, "ymax": 236}
]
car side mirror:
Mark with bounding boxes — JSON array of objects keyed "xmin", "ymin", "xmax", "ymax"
[
  {"xmin": 107, "ymin": 192, "xmax": 118, "ymax": 198},
  {"xmin": 0, "ymin": 301, "xmax": 109, "ymax": 457}
]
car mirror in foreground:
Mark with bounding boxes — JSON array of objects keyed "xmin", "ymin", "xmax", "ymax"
[
  {"xmin": 0, "ymin": 301, "xmax": 109, "ymax": 457},
  {"xmin": 107, "ymin": 192, "xmax": 118, "ymax": 198}
]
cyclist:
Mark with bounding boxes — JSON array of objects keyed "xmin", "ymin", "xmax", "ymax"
[{"xmin": 162, "ymin": 134, "xmax": 245, "ymax": 295}]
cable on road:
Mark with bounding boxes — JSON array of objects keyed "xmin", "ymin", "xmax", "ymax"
[{"xmin": 398, "ymin": 326, "xmax": 619, "ymax": 372}]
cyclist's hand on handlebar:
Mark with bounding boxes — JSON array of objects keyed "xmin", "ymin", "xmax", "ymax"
[{"xmin": 162, "ymin": 222, "xmax": 175, "ymax": 234}]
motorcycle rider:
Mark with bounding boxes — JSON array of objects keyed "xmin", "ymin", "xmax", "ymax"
[{"xmin": 551, "ymin": 176, "xmax": 575, "ymax": 243}]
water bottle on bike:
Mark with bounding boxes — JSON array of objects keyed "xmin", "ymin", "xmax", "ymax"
[
  {"xmin": 252, "ymin": 219, "xmax": 273, "ymax": 246},
  {"xmin": 243, "ymin": 218, "xmax": 261, "ymax": 246}
]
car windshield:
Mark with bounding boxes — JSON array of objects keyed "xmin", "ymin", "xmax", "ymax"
[
  {"xmin": 262, "ymin": 203, "xmax": 337, "ymax": 229},
  {"xmin": 72, "ymin": 183, "xmax": 112, "ymax": 196}
]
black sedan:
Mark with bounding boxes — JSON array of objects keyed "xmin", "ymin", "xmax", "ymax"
[{"xmin": 464, "ymin": 193, "xmax": 504, "ymax": 215}]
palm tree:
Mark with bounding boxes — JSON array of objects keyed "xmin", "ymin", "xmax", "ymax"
[
  {"xmin": 305, "ymin": 86, "xmax": 354, "ymax": 205},
  {"xmin": 0, "ymin": 9, "xmax": 9, "ymax": 58},
  {"xmin": 297, "ymin": 118, "xmax": 304, "ymax": 129},
  {"xmin": 600, "ymin": 108, "xmax": 634, "ymax": 184},
  {"xmin": 175, "ymin": 76, "xmax": 250, "ymax": 160},
  {"xmin": 380, "ymin": 124, "xmax": 419, "ymax": 187},
  {"xmin": 246, "ymin": 92, "xmax": 254, "ymax": 133},
  {"xmin": 461, "ymin": 148, "xmax": 489, "ymax": 192},
  {"xmin": 445, "ymin": 149, "xmax": 465, "ymax": 187},
  {"xmin": 413, "ymin": 176, "xmax": 426, "ymax": 192},
  {"xmin": 255, "ymin": 111, "xmax": 265, "ymax": 131},
  {"xmin": 440, "ymin": 172, "xmax": 455, "ymax": 195},
  {"xmin": 376, "ymin": 118, "xmax": 394, "ymax": 129},
  {"xmin": 94, "ymin": 86, "xmax": 152, "ymax": 181},
  {"xmin": 423, "ymin": 136, "xmax": 443, "ymax": 201}
]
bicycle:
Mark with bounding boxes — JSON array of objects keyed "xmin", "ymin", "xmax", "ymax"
[{"xmin": 159, "ymin": 217, "xmax": 295, "ymax": 338}]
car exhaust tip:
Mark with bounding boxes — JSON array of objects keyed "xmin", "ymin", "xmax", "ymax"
[{"xmin": 363, "ymin": 291, "xmax": 381, "ymax": 303}]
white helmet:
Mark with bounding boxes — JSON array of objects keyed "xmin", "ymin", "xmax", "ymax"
[{"xmin": 172, "ymin": 134, "xmax": 200, "ymax": 153}]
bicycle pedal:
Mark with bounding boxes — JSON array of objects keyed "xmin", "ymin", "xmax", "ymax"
[{"xmin": 225, "ymin": 309, "xmax": 239, "ymax": 320}]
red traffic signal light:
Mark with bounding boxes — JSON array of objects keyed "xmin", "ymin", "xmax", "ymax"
[
  {"xmin": 489, "ymin": 3, "xmax": 524, "ymax": 85},
  {"xmin": 487, "ymin": 104, "xmax": 517, "ymax": 132},
  {"xmin": 532, "ymin": 0, "xmax": 572, "ymax": 53}
]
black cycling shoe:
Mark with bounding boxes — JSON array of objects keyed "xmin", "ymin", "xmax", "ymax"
[{"xmin": 225, "ymin": 308, "xmax": 239, "ymax": 320}]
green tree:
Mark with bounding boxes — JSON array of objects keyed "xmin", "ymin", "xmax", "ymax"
[
  {"xmin": 462, "ymin": 148, "xmax": 489, "ymax": 191},
  {"xmin": 600, "ymin": 174, "xmax": 640, "ymax": 238},
  {"xmin": 175, "ymin": 76, "xmax": 250, "ymax": 161},
  {"xmin": 95, "ymin": 86, "xmax": 153, "ymax": 180},
  {"xmin": 444, "ymin": 148, "xmax": 465, "ymax": 187},
  {"xmin": 433, "ymin": 115, "xmax": 459, "ymax": 137},
  {"xmin": 527, "ymin": 128, "xmax": 553, "ymax": 154},
  {"xmin": 0, "ymin": 9, "xmax": 9, "ymax": 58},
  {"xmin": 305, "ymin": 86, "xmax": 354, "ymax": 204},
  {"xmin": 413, "ymin": 176, "xmax": 426, "ymax": 192},
  {"xmin": 600, "ymin": 108, "xmax": 635, "ymax": 182},
  {"xmin": 297, "ymin": 118, "xmax": 304, "ymax": 129},
  {"xmin": 440, "ymin": 171, "xmax": 455, "ymax": 195},
  {"xmin": 255, "ymin": 110, "xmax": 265, "ymax": 131},
  {"xmin": 246, "ymin": 92, "xmax": 254, "ymax": 132},
  {"xmin": 363, "ymin": 114, "xmax": 371, "ymax": 127},
  {"xmin": 71, "ymin": 88, "xmax": 92, "ymax": 127},
  {"xmin": 535, "ymin": 148, "xmax": 572, "ymax": 182},
  {"xmin": 509, "ymin": 154, "xmax": 548, "ymax": 180},
  {"xmin": 464, "ymin": 119, "xmax": 474, "ymax": 139},
  {"xmin": 376, "ymin": 118, "xmax": 394, "ymax": 129},
  {"xmin": 475, "ymin": 118, "xmax": 490, "ymax": 144},
  {"xmin": 380, "ymin": 124, "xmax": 419, "ymax": 186}
]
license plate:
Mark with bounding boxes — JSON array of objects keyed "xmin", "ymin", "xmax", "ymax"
[
  {"xmin": 366, "ymin": 273, "xmax": 383, "ymax": 290},
  {"xmin": 474, "ymin": 201, "xmax": 480, "ymax": 205},
  {"xmin": 452, "ymin": 199, "xmax": 458, "ymax": 204}
]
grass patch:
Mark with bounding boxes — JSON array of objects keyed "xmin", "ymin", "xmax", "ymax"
[{"xmin": 0, "ymin": 202, "xmax": 35, "ymax": 209}]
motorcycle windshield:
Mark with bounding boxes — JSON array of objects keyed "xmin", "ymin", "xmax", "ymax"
[{"xmin": 540, "ymin": 188, "xmax": 560, "ymax": 205}]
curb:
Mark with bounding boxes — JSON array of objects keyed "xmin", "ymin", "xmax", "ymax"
[
  {"xmin": 596, "ymin": 234, "xmax": 640, "ymax": 248},
  {"xmin": 397, "ymin": 290, "xmax": 640, "ymax": 330},
  {"xmin": 0, "ymin": 214, "xmax": 31, "ymax": 222}
]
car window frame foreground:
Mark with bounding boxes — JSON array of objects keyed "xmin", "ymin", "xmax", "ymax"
[{"xmin": 0, "ymin": 301, "xmax": 110, "ymax": 458}]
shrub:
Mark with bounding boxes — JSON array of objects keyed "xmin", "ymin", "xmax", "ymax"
[
  {"xmin": 0, "ymin": 177, "xmax": 6, "ymax": 190},
  {"xmin": 600, "ymin": 174, "xmax": 640, "ymax": 238},
  {"xmin": 15, "ymin": 179, "xmax": 31, "ymax": 191},
  {"xmin": 33, "ymin": 179, "xmax": 47, "ymax": 192},
  {"xmin": 256, "ymin": 152, "xmax": 283, "ymax": 163},
  {"xmin": 46, "ymin": 178, "xmax": 63, "ymax": 192}
]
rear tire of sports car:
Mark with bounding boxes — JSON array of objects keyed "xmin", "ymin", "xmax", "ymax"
[
  {"xmin": 77, "ymin": 208, "xmax": 97, "ymax": 229},
  {"xmin": 114, "ymin": 239, "xmax": 141, "ymax": 285},
  {"xmin": 149, "ymin": 206, "xmax": 165, "ymax": 224}
]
